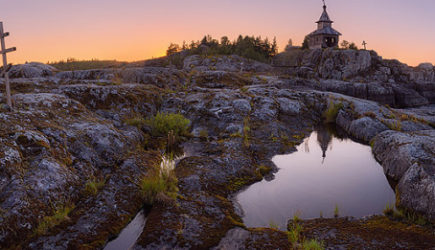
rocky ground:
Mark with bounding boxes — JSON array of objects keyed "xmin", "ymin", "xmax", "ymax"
[{"xmin": 0, "ymin": 49, "xmax": 434, "ymax": 249}]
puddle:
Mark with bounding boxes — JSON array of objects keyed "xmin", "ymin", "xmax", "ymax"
[
  {"xmin": 236, "ymin": 125, "xmax": 395, "ymax": 230},
  {"xmin": 104, "ymin": 152, "xmax": 186, "ymax": 249},
  {"xmin": 104, "ymin": 210, "xmax": 147, "ymax": 250}
]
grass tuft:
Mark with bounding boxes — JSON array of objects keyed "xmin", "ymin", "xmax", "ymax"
[
  {"xmin": 34, "ymin": 205, "xmax": 75, "ymax": 236},
  {"xmin": 140, "ymin": 154, "xmax": 179, "ymax": 205},
  {"xmin": 124, "ymin": 117, "xmax": 146, "ymax": 128},
  {"xmin": 269, "ymin": 220, "xmax": 279, "ymax": 230},
  {"xmin": 383, "ymin": 203, "xmax": 395, "ymax": 217},
  {"xmin": 243, "ymin": 117, "xmax": 251, "ymax": 147},
  {"xmin": 84, "ymin": 179, "xmax": 105, "ymax": 196},
  {"xmin": 302, "ymin": 239, "xmax": 324, "ymax": 250},
  {"xmin": 334, "ymin": 204, "xmax": 340, "ymax": 218}
]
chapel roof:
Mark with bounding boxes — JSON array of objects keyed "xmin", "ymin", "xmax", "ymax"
[
  {"xmin": 317, "ymin": 5, "xmax": 333, "ymax": 23},
  {"xmin": 308, "ymin": 26, "xmax": 342, "ymax": 37}
]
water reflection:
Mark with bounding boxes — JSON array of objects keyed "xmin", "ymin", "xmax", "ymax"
[
  {"xmin": 316, "ymin": 125, "xmax": 333, "ymax": 163},
  {"xmin": 104, "ymin": 152, "xmax": 186, "ymax": 250},
  {"xmin": 236, "ymin": 125, "xmax": 395, "ymax": 230},
  {"xmin": 104, "ymin": 210, "xmax": 147, "ymax": 250}
]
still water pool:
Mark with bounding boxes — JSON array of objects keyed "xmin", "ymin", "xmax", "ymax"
[{"xmin": 236, "ymin": 126, "xmax": 395, "ymax": 230}]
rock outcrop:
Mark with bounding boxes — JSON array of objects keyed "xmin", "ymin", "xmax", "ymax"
[
  {"xmin": 1, "ymin": 52, "xmax": 434, "ymax": 249},
  {"xmin": 372, "ymin": 130, "xmax": 435, "ymax": 220},
  {"xmin": 274, "ymin": 49, "xmax": 435, "ymax": 107},
  {"xmin": 8, "ymin": 62, "xmax": 58, "ymax": 78},
  {"xmin": 183, "ymin": 55, "xmax": 272, "ymax": 72}
]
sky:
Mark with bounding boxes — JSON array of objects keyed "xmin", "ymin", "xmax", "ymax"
[{"xmin": 1, "ymin": 0, "xmax": 434, "ymax": 66}]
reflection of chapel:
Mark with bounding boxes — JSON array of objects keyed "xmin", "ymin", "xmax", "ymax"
[
  {"xmin": 316, "ymin": 127, "xmax": 332, "ymax": 161},
  {"xmin": 307, "ymin": 2, "xmax": 341, "ymax": 49}
]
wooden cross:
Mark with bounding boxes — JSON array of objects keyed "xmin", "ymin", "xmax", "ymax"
[
  {"xmin": 362, "ymin": 40, "xmax": 367, "ymax": 50},
  {"xmin": 0, "ymin": 22, "xmax": 16, "ymax": 108}
]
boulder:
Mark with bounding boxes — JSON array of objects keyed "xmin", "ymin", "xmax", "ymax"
[
  {"xmin": 9, "ymin": 62, "xmax": 57, "ymax": 78},
  {"xmin": 372, "ymin": 130, "xmax": 435, "ymax": 220}
]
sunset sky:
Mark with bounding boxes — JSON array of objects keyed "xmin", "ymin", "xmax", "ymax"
[{"xmin": 1, "ymin": 0, "xmax": 434, "ymax": 66}]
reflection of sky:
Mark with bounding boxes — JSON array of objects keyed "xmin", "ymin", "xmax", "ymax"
[
  {"xmin": 236, "ymin": 131, "xmax": 395, "ymax": 230},
  {"xmin": 1, "ymin": 0, "xmax": 434, "ymax": 65},
  {"xmin": 104, "ymin": 210, "xmax": 147, "ymax": 250}
]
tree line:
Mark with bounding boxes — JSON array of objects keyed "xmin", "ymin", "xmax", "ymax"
[{"xmin": 166, "ymin": 35, "xmax": 278, "ymax": 63}]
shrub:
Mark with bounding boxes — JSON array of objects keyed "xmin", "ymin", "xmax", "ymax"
[
  {"xmin": 301, "ymin": 36, "xmax": 310, "ymax": 50},
  {"xmin": 258, "ymin": 165, "xmax": 272, "ymax": 176},
  {"xmin": 145, "ymin": 112, "xmax": 190, "ymax": 137},
  {"xmin": 34, "ymin": 205, "xmax": 74, "ymax": 236},
  {"xmin": 323, "ymin": 102, "xmax": 343, "ymax": 123},
  {"xmin": 293, "ymin": 214, "xmax": 301, "ymax": 224},
  {"xmin": 287, "ymin": 222, "xmax": 302, "ymax": 245},
  {"xmin": 348, "ymin": 43, "xmax": 358, "ymax": 50}
]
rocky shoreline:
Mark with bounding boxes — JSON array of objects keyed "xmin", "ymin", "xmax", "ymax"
[{"xmin": 0, "ymin": 50, "xmax": 434, "ymax": 249}]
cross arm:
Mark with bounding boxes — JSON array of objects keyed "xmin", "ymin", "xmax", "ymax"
[
  {"xmin": 1, "ymin": 32, "xmax": 9, "ymax": 38},
  {"xmin": 0, "ymin": 47, "xmax": 16, "ymax": 54}
]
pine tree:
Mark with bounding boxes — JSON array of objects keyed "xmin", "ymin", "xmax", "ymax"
[{"xmin": 302, "ymin": 36, "xmax": 310, "ymax": 50}]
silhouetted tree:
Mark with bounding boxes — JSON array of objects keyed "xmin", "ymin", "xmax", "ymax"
[
  {"xmin": 340, "ymin": 40, "xmax": 350, "ymax": 49},
  {"xmin": 271, "ymin": 37, "xmax": 278, "ymax": 57},
  {"xmin": 301, "ymin": 36, "xmax": 310, "ymax": 50},
  {"xmin": 166, "ymin": 43, "xmax": 180, "ymax": 56},
  {"xmin": 166, "ymin": 34, "xmax": 278, "ymax": 62},
  {"xmin": 181, "ymin": 41, "xmax": 188, "ymax": 50},
  {"xmin": 348, "ymin": 42, "xmax": 358, "ymax": 50}
]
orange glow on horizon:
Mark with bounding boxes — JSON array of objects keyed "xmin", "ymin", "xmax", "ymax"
[{"xmin": 1, "ymin": 0, "xmax": 434, "ymax": 67}]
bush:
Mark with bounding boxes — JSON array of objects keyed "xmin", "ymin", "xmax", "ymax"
[
  {"xmin": 287, "ymin": 222, "xmax": 303, "ymax": 244},
  {"xmin": 145, "ymin": 112, "xmax": 190, "ymax": 137},
  {"xmin": 258, "ymin": 165, "xmax": 272, "ymax": 176},
  {"xmin": 323, "ymin": 101, "xmax": 343, "ymax": 123},
  {"xmin": 301, "ymin": 36, "xmax": 310, "ymax": 50}
]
